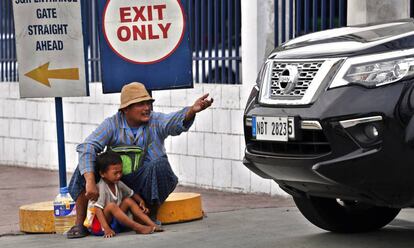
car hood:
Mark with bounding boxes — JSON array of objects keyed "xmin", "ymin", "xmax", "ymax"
[{"xmin": 269, "ymin": 19, "xmax": 414, "ymax": 59}]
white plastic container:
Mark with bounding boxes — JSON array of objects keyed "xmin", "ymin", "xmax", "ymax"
[{"xmin": 53, "ymin": 187, "xmax": 76, "ymax": 234}]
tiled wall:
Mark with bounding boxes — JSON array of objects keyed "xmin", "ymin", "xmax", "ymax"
[{"xmin": 0, "ymin": 82, "xmax": 287, "ymax": 196}]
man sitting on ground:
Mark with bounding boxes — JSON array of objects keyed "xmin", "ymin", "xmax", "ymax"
[{"xmin": 67, "ymin": 82, "xmax": 213, "ymax": 238}]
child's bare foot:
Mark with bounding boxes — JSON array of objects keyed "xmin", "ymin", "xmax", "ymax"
[
  {"xmin": 135, "ymin": 226, "xmax": 155, "ymax": 234},
  {"xmin": 154, "ymin": 225, "xmax": 164, "ymax": 232}
]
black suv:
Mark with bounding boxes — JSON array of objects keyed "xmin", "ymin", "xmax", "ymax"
[{"xmin": 243, "ymin": 19, "xmax": 414, "ymax": 233}]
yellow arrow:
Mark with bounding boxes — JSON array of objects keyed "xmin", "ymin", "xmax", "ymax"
[{"xmin": 24, "ymin": 62, "xmax": 79, "ymax": 87}]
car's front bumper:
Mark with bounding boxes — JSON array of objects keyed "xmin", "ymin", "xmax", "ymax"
[{"xmin": 243, "ymin": 82, "xmax": 414, "ymax": 207}]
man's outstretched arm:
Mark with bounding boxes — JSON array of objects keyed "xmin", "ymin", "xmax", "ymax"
[{"xmin": 185, "ymin": 93, "xmax": 214, "ymax": 122}]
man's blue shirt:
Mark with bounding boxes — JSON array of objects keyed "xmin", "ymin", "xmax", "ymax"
[{"xmin": 76, "ymin": 107, "xmax": 193, "ymax": 175}]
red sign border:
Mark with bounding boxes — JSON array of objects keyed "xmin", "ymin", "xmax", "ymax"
[{"xmin": 102, "ymin": 0, "xmax": 186, "ymax": 65}]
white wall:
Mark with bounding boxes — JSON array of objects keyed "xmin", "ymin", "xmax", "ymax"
[
  {"xmin": 0, "ymin": 82, "xmax": 285, "ymax": 196},
  {"xmin": 347, "ymin": 0, "xmax": 410, "ymax": 25},
  {"xmin": 241, "ymin": 0, "xmax": 275, "ymax": 89}
]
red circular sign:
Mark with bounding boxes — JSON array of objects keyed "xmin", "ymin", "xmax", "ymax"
[{"xmin": 103, "ymin": 0, "xmax": 186, "ymax": 64}]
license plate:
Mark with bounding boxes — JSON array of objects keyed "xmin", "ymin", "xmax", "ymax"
[{"xmin": 252, "ymin": 116, "xmax": 295, "ymax": 141}]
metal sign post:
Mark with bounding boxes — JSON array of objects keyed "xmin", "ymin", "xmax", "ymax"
[{"xmin": 55, "ymin": 97, "xmax": 67, "ymax": 188}]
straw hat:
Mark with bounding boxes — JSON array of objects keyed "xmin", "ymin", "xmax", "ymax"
[{"xmin": 119, "ymin": 82, "xmax": 154, "ymax": 110}]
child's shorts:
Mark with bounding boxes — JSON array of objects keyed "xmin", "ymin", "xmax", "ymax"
[{"xmin": 89, "ymin": 216, "xmax": 124, "ymax": 236}]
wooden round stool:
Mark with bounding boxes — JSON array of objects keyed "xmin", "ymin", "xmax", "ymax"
[
  {"xmin": 19, "ymin": 201, "xmax": 54, "ymax": 233},
  {"xmin": 157, "ymin": 192, "xmax": 203, "ymax": 224}
]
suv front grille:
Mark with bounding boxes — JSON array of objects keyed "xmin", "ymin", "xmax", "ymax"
[
  {"xmin": 270, "ymin": 61, "xmax": 324, "ymax": 100},
  {"xmin": 246, "ymin": 127, "xmax": 331, "ymax": 157}
]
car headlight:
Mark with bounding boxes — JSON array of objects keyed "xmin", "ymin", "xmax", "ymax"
[
  {"xmin": 245, "ymin": 62, "xmax": 270, "ymax": 111},
  {"xmin": 344, "ymin": 58, "xmax": 414, "ymax": 87},
  {"xmin": 330, "ymin": 50, "xmax": 414, "ymax": 88},
  {"xmin": 256, "ymin": 61, "xmax": 271, "ymax": 88}
]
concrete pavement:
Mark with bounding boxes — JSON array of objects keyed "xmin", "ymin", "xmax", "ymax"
[
  {"xmin": 2, "ymin": 166, "xmax": 414, "ymax": 247},
  {"xmin": 2, "ymin": 207, "xmax": 414, "ymax": 248},
  {"xmin": 0, "ymin": 165, "xmax": 293, "ymax": 235}
]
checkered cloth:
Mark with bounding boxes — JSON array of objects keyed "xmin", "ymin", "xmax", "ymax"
[
  {"xmin": 122, "ymin": 156, "xmax": 178, "ymax": 205},
  {"xmin": 69, "ymin": 156, "xmax": 177, "ymax": 205}
]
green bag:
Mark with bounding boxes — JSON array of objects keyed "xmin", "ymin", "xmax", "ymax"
[
  {"xmin": 109, "ymin": 127, "xmax": 150, "ymax": 175},
  {"xmin": 109, "ymin": 146, "xmax": 144, "ymax": 175}
]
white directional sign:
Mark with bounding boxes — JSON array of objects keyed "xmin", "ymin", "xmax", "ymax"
[
  {"xmin": 102, "ymin": 0, "xmax": 185, "ymax": 64},
  {"xmin": 13, "ymin": 0, "xmax": 88, "ymax": 98}
]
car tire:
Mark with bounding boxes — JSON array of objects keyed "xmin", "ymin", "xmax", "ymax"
[{"xmin": 293, "ymin": 195, "xmax": 401, "ymax": 233}]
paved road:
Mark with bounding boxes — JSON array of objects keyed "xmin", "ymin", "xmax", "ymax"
[
  {"xmin": 2, "ymin": 207, "xmax": 414, "ymax": 248},
  {"xmin": 0, "ymin": 166, "xmax": 293, "ymax": 235}
]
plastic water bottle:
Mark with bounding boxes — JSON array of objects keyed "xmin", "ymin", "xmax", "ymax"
[{"xmin": 53, "ymin": 187, "xmax": 76, "ymax": 234}]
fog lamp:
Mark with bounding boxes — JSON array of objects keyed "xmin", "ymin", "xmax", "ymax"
[{"xmin": 364, "ymin": 124, "xmax": 379, "ymax": 140}]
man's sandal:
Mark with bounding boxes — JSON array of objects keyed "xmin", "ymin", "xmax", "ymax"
[{"xmin": 66, "ymin": 224, "xmax": 89, "ymax": 239}]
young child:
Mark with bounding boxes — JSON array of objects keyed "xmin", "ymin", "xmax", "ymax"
[{"xmin": 88, "ymin": 150, "xmax": 162, "ymax": 238}]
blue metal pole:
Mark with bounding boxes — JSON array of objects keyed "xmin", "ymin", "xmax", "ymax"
[
  {"xmin": 312, "ymin": 0, "xmax": 318, "ymax": 32},
  {"xmin": 86, "ymin": 0, "xmax": 93, "ymax": 82},
  {"xmin": 235, "ymin": 0, "xmax": 240, "ymax": 84},
  {"xmin": 296, "ymin": 0, "xmax": 302, "ymax": 36},
  {"xmin": 55, "ymin": 97, "xmax": 67, "ymax": 188},
  {"xmin": 188, "ymin": 0, "xmax": 193, "ymax": 54},
  {"xmin": 339, "ymin": 0, "xmax": 345, "ymax": 27},
  {"xmin": 228, "ymin": 0, "xmax": 233, "ymax": 84},
  {"xmin": 80, "ymin": 0, "xmax": 90, "ymax": 95},
  {"xmin": 6, "ymin": 0, "xmax": 11, "ymax": 81},
  {"xmin": 9, "ymin": 2, "xmax": 15, "ymax": 82},
  {"xmin": 221, "ymin": 0, "xmax": 226, "ymax": 83},
  {"xmin": 321, "ymin": 0, "xmax": 327, "ymax": 30},
  {"xmin": 1, "ymin": 0, "xmax": 4, "ymax": 82},
  {"xmin": 329, "ymin": 0, "xmax": 335, "ymax": 29},
  {"xmin": 194, "ymin": 0, "xmax": 199, "ymax": 83},
  {"xmin": 304, "ymin": 0, "xmax": 309, "ymax": 34},
  {"xmin": 94, "ymin": 0, "xmax": 101, "ymax": 82},
  {"xmin": 214, "ymin": 0, "xmax": 219, "ymax": 83},
  {"xmin": 92, "ymin": 0, "xmax": 98, "ymax": 83},
  {"xmin": 289, "ymin": 0, "xmax": 293, "ymax": 38},
  {"xmin": 275, "ymin": 0, "xmax": 279, "ymax": 46},
  {"xmin": 281, "ymin": 0, "xmax": 286, "ymax": 43},
  {"xmin": 411, "ymin": 0, "xmax": 414, "ymax": 18},
  {"xmin": 208, "ymin": 0, "xmax": 212, "ymax": 83},
  {"xmin": 11, "ymin": 1, "xmax": 15, "ymax": 81},
  {"xmin": 201, "ymin": 0, "xmax": 206, "ymax": 83}
]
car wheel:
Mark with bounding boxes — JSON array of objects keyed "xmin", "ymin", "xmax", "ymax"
[{"xmin": 293, "ymin": 195, "xmax": 401, "ymax": 233}]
